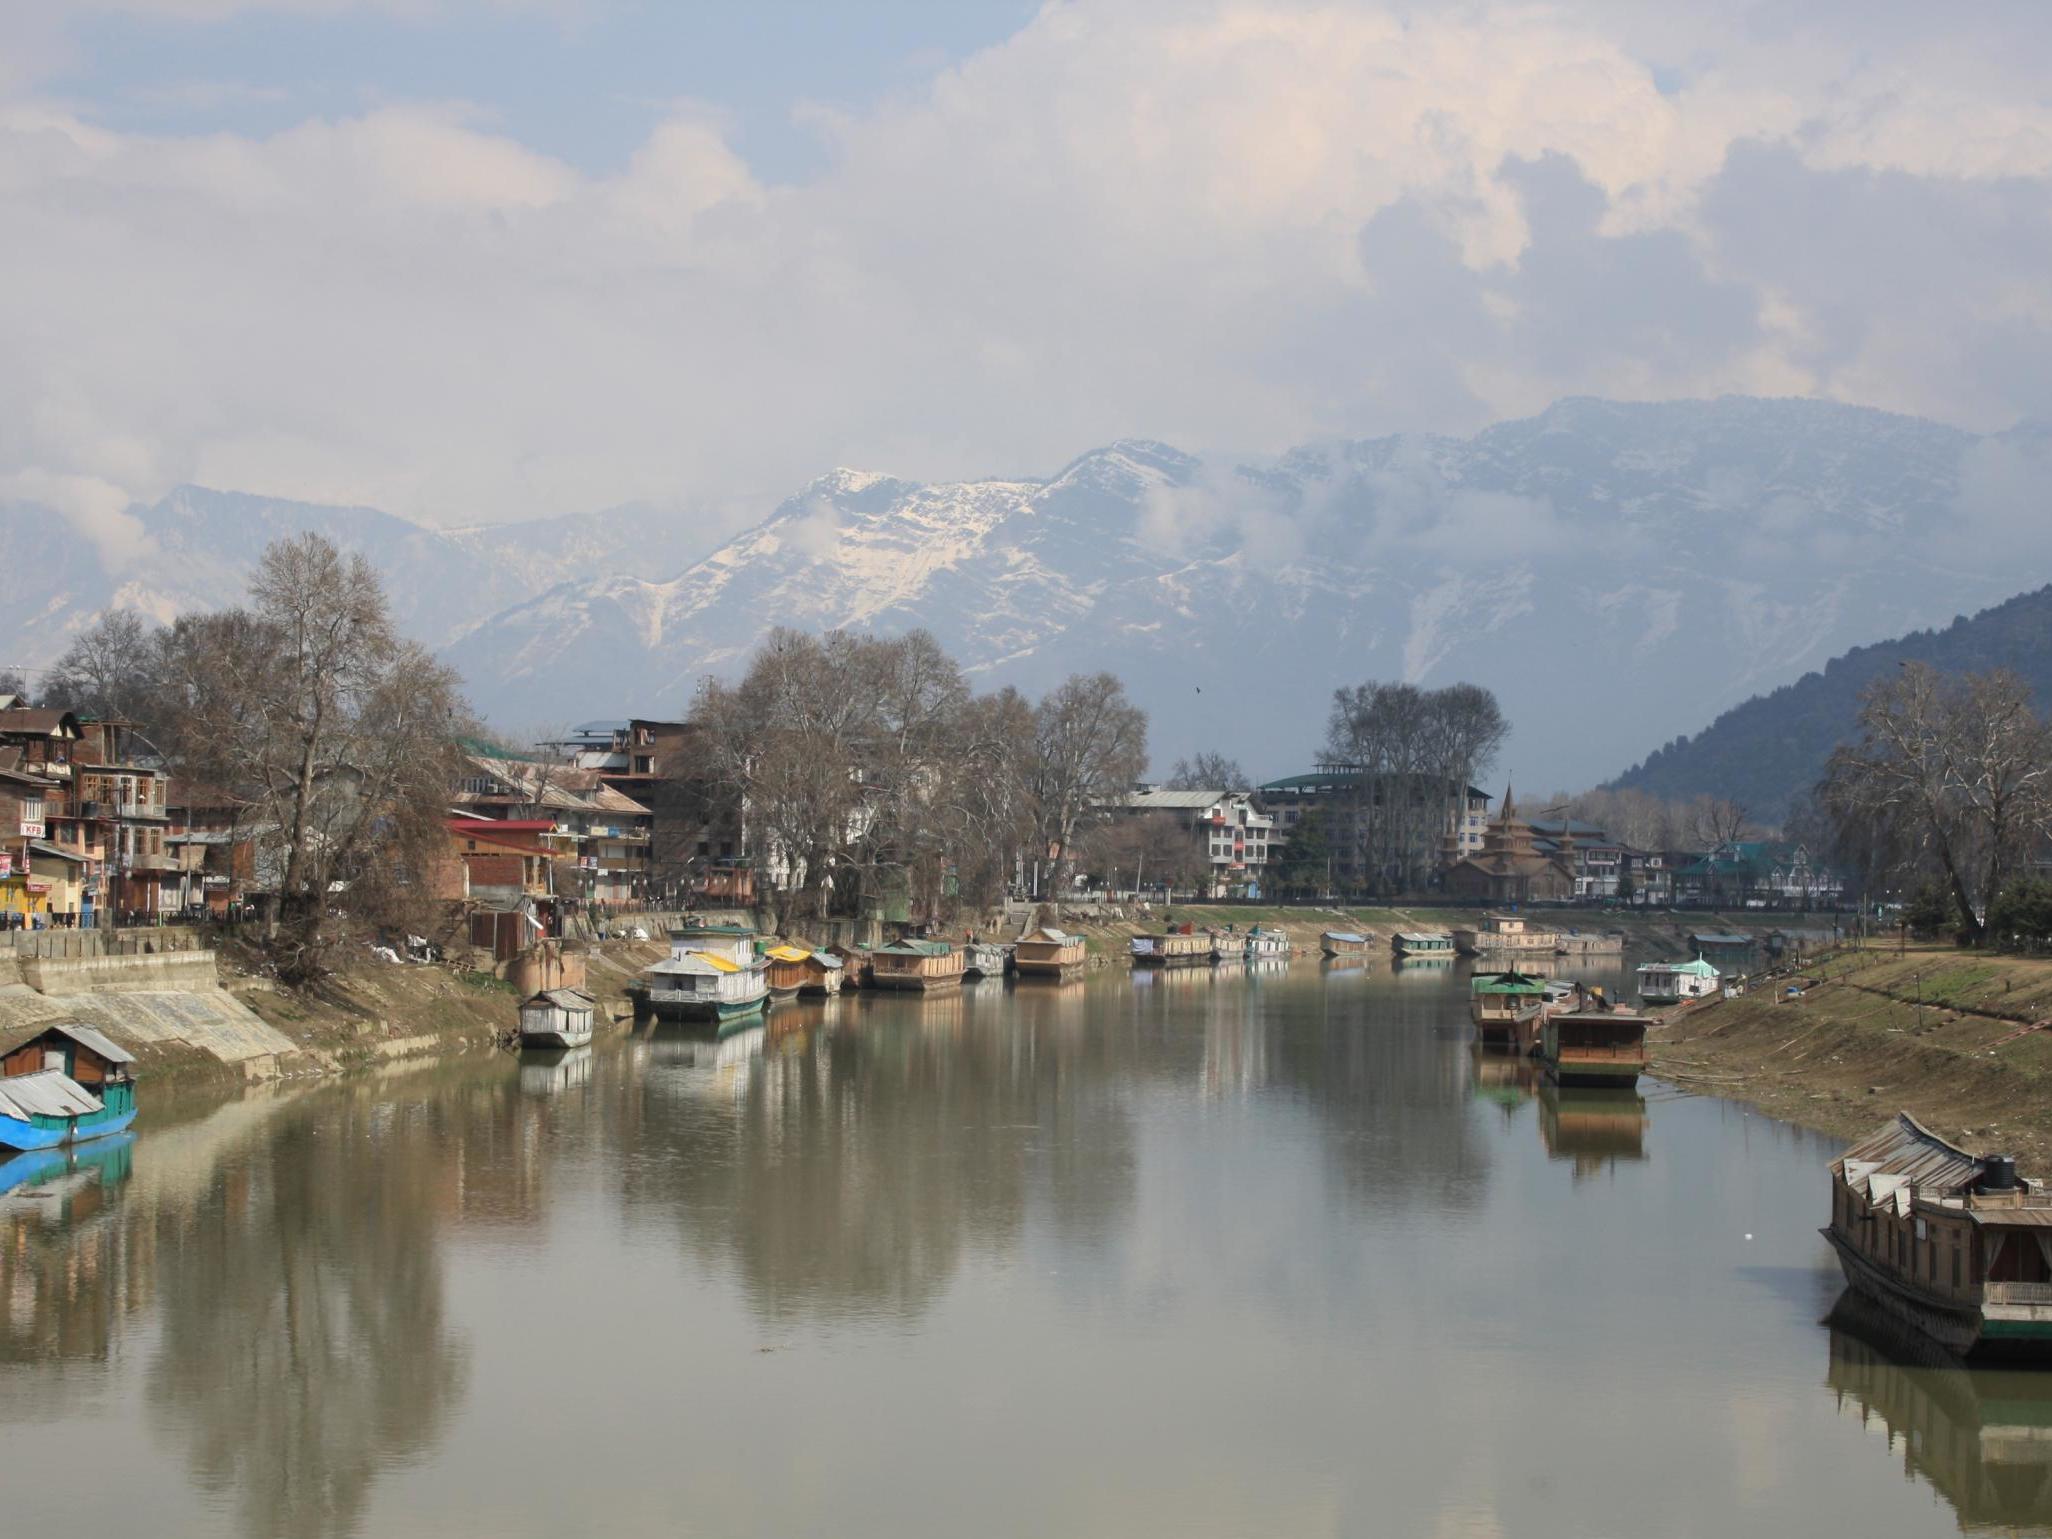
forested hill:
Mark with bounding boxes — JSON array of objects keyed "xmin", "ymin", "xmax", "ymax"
[{"xmin": 1607, "ymin": 584, "xmax": 2052, "ymax": 823}]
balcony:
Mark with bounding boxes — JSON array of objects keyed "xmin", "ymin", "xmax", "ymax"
[{"xmin": 79, "ymin": 799, "xmax": 170, "ymax": 823}]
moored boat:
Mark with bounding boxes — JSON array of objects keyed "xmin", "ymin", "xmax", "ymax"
[
  {"xmin": 518, "ymin": 987, "xmax": 597, "ymax": 1048},
  {"xmin": 962, "ymin": 941, "xmax": 1011, "ymax": 979},
  {"xmin": 869, "ymin": 940, "xmax": 967, "ymax": 991},
  {"xmin": 1131, "ymin": 932, "xmax": 1215, "ymax": 968},
  {"xmin": 1014, "ymin": 927, "xmax": 1086, "ymax": 978},
  {"xmin": 629, "ymin": 946, "xmax": 769, "ymax": 1025},
  {"xmin": 1825, "ymin": 1113, "xmax": 2052, "ymax": 1359},
  {"xmin": 0, "ymin": 1023, "xmax": 139, "ymax": 1152},
  {"xmin": 762, "ymin": 944, "xmax": 842, "ymax": 998},
  {"xmin": 827, "ymin": 943, "xmax": 874, "ymax": 989},
  {"xmin": 1638, "ymin": 958, "xmax": 1720, "ymax": 1006},
  {"xmin": 1320, "ymin": 930, "xmax": 1369, "ymax": 958},
  {"xmin": 1242, "ymin": 926, "xmax": 1291, "ymax": 962},
  {"xmin": 1452, "ymin": 913, "xmax": 1557, "ymax": 956},
  {"xmin": 1539, "ymin": 1000, "xmax": 1650, "ymax": 1088},
  {"xmin": 1392, "ymin": 930, "xmax": 1455, "ymax": 958},
  {"xmin": 1469, "ymin": 969, "xmax": 1549, "ymax": 1053}
]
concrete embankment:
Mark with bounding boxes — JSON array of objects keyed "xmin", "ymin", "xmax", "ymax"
[{"xmin": 1651, "ymin": 947, "xmax": 2052, "ymax": 1164}]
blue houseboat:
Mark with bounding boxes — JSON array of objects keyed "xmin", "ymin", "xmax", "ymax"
[{"xmin": 0, "ymin": 1023, "xmax": 139, "ymax": 1152}]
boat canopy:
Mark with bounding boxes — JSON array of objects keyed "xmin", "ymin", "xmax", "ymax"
[
  {"xmin": 646, "ymin": 950, "xmax": 745, "ymax": 977},
  {"xmin": 1023, "ymin": 927, "xmax": 1074, "ymax": 944},
  {"xmin": 1395, "ymin": 931, "xmax": 1450, "ymax": 943},
  {"xmin": 764, "ymin": 945, "xmax": 814, "ymax": 963},
  {"xmin": 0, "ymin": 1069, "xmax": 104, "ymax": 1123},
  {"xmin": 876, "ymin": 941, "xmax": 952, "ymax": 957},
  {"xmin": 1322, "ymin": 931, "xmax": 1366, "ymax": 943},
  {"xmin": 525, "ymin": 988, "xmax": 595, "ymax": 1010},
  {"xmin": 1472, "ymin": 971, "xmax": 1547, "ymax": 994}
]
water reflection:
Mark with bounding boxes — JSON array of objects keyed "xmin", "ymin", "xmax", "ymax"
[
  {"xmin": 1537, "ymin": 1085, "xmax": 1649, "ymax": 1178},
  {"xmin": 0, "ymin": 1137, "xmax": 140, "ymax": 1380},
  {"xmin": 1827, "ymin": 1291, "xmax": 2052, "ymax": 1531}
]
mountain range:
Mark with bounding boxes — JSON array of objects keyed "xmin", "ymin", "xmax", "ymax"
[{"xmin": 6, "ymin": 396, "xmax": 2045, "ymax": 787}]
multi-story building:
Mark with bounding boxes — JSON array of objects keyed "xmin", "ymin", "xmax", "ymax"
[
  {"xmin": 1104, "ymin": 788, "xmax": 1276, "ymax": 897},
  {"xmin": 1257, "ymin": 766, "xmax": 1493, "ymax": 891},
  {"xmin": 553, "ymin": 719, "xmax": 748, "ymax": 903},
  {"xmin": 0, "ymin": 760, "xmax": 71, "ymax": 924},
  {"xmin": 0, "ymin": 709, "xmax": 177, "ymax": 924},
  {"xmin": 454, "ymin": 751, "xmax": 655, "ymax": 912}
]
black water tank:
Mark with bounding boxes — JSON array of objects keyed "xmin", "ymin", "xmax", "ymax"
[{"xmin": 1983, "ymin": 1154, "xmax": 2020, "ymax": 1191}]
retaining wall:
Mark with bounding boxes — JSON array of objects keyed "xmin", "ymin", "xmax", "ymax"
[{"xmin": 22, "ymin": 950, "xmax": 225, "ymax": 996}]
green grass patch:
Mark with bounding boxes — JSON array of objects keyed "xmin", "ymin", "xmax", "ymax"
[{"xmin": 455, "ymin": 969, "xmax": 516, "ymax": 994}]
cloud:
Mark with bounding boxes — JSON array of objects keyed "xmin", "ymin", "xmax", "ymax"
[
  {"xmin": 2, "ymin": 470, "xmax": 158, "ymax": 571},
  {"xmin": 2, "ymin": 0, "xmax": 2051, "ymax": 532}
]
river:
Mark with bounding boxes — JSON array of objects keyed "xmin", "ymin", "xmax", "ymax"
[{"xmin": 3, "ymin": 960, "xmax": 2048, "ymax": 1537}]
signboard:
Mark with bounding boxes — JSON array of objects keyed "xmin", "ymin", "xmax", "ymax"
[
  {"xmin": 0, "ymin": 852, "xmax": 10, "ymax": 878},
  {"xmin": 17, "ymin": 820, "xmax": 41, "ymax": 839}
]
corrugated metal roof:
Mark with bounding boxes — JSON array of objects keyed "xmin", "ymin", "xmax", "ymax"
[
  {"xmin": 1023, "ymin": 928, "xmax": 1074, "ymax": 943},
  {"xmin": 1321, "ymin": 932, "xmax": 1366, "ymax": 943},
  {"xmin": 1124, "ymin": 789, "xmax": 1237, "ymax": 810},
  {"xmin": 43, "ymin": 1022, "xmax": 135, "ymax": 1065},
  {"xmin": 0, "ymin": 1069, "xmax": 103, "ymax": 1122},
  {"xmin": 1836, "ymin": 1113, "xmax": 1985, "ymax": 1202},
  {"xmin": 647, "ymin": 951, "xmax": 745, "ymax": 976},
  {"xmin": 525, "ymin": 988, "xmax": 595, "ymax": 1010},
  {"xmin": 764, "ymin": 945, "xmax": 813, "ymax": 962}
]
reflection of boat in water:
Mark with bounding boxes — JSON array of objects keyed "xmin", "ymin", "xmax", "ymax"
[
  {"xmin": 1826, "ymin": 1114, "xmax": 2052, "ymax": 1359},
  {"xmin": 1537, "ymin": 1083, "xmax": 1648, "ymax": 1174},
  {"xmin": 518, "ymin": 1046, "xmax": 594, "ymax": 1095},
  {"xmin": 1826, "ymin": 1288, "xmax": 2052, "ymax": 1529},
  {"xmin": 1389, "ymin": 955, "xmax": 1456, "ymax": 981},
  {"xmin": 0, "ymin": 1130, "xmax": 135, "ymax": 1200},
  {"xmin": 1469, "ymin": 1048, "xmax": 1539, "ymax": 1111}
]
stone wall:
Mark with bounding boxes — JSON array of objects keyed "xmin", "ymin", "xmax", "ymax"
[{"xmin": 22, "ymin": 950, "xmax": 225, "ymax": 996}]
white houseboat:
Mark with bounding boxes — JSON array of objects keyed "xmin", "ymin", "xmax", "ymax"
[
  {"xmin": 518, "ymin": 987, "xmax": 597, "ymax": 1048},
  {"xmin": 1638, "ymin": 958, "xmax": 1721, "ymax": 1006}
]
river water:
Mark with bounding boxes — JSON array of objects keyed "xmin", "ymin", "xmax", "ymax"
[{"xmin": 4, "ymin": 960, "xmax": 2049, "ymax": 1537}]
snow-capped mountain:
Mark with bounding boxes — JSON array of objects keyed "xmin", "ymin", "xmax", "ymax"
[
  {"xmin": 8, "ymin": 396, "xmax": 2038, "ymax": 786},
  {"xmin": 443, "ymin": 397, "xmax": 2028, "ymax": 786}
]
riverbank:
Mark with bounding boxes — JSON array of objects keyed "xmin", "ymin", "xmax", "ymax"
[{"xmin": 1651, "ymin": 946, "xmax": 2052, "ymax": 1164}]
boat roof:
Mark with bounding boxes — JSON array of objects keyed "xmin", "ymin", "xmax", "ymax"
[
  {"xmin": 31, "ymin": 1021, "xmax": 136, "ymax": 1065},
  {"xmin": 1395, "ymin": 931, "xmax": 1450, "ymax": 942},
  {"xmin": 1021, "ymin": 928, "xmax": 1074, "ymax": 944},
  {"xmin": 764, "ymin": 944, "xmax": 814, "ymax": 962},
  {"xmin": 1649, "ymin": 959, "xmax": 1722, "ymax": 977},
  {"xmin": 524, "ymin": 988, "xmax": 595, "ymax": 1009},
  {"xmin": 1322, "ymin": 931, "xmax": 1366, "ymax": 943},
  {"xmin": 1836, "ymin": 1112, "xmax": 1986, "ymax": 1204},
  {"xmin": 875, "ymin": 941, "xmax": 952, "ymax": 957},
  {"xmin": 0, "ymin": 1069, "xmax": 104, "ymax": 1122},
  {"xmin": 1472, "ymin": 971, "xmax": 1547, "ymax": 993},
  {"xmin": 646, "ymin": 951, "xmax": 746, "ymax": 976}
]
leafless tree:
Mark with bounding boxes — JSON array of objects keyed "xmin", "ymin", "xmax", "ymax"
[
  {"xmin": 0, "ymin": 668, "xmax": 30, "ymax": 704},
  {"xmin": 1821, "ymin": 663, "xmax": 2052, "ymax": 942},
  {"xmin": 1164, "ymin": 752, "xmax": 1250, "ymax": 791},
  {"xmin": 1030, "ymin": 673, "xmax": 1148, "ymax": 893},
  {"xmin": 41, "ymin": 610, "xmax": 159, "ymax": 721},
  {"xmin": 163, "ymin": 535, "xmax": 466, "ymax": 982}
]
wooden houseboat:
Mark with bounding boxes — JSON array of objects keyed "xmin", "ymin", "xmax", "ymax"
[
  {"xmin": 1131, "ymin": 932, "xmax": 1215, "ymax": 969},
  {"xmin": 1469, "ymin": 970, "xmax": 1549, "ymax": 1053},
  {"xmin": 629, "ymin": 948, "xmax": 769, "ymax": 1026},
  {"xmin": 1452, "ymin": 913, "xmax": 1558, "ymax": 956},
  {"xmin": 1555, "ymin": 930, "xmax": 1626, "ymax": 957},
  {"xmin": 1391, "ymin": 930, "xmax": 1455, "ymax": 959},
  {"xmin": 869, "ymin": 940, "xmax": 968, "ymax": 991},
  {"xmin": 828, "ymin": 943, "xmax": 874, "ymax": 989},
  {"xmin": 1241, "ymin": 926, "xmax": 1291, "ymax": 962},
  {"xmin": 1825, "ymin": 1113, "xmax": 2052, "ymax": 1358},
  {"xmin": 518, "ymin": 987, "xmax": 597, "ymax": 1048},
  {"xmin": 1014, "ymin": 927, "xmax": 1086, "ymax": 979},
  {"xmin": 1539, "ymin": 1002, "xmax": 1650, "ymax": 1088},
  {"xmin": 963, "ymin": 941, "xmax": 1011, "ymax": 979},
  {"xmin": 763, "ymin": 944, "xmax": 843, "ymax": 999},
  {"xmin": 0, "ymin": 1023, "xmax": 138, "ymax": 1153},
  {"xmin": 667, "ymin": 922, "xmax": 760, "ymax": 967},
  {"xmin": 1320, "ymin": 931, "xmax": 1369, "ymax": 959},
  {"xmin": 1638, "ymin": 958, "xmax": 1720, "ymax": 1006}
]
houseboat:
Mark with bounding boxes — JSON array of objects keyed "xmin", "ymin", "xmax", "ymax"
[
  {"xmin": 828, "ymin": 943, "xmax": 874, "ymax": 989},
  {"xmin": 869, "ymin": 940, "xmax": 968, "ymax": 991},
  {"xmin": 0, "ymin": 1023, "xmax": 138, "ymax": 1152},
  {"xmin": 667, "ymin": 922, "xmax": 761, "ymax": 967},
  {"xmin": 1469, "ymin": 970, "xmax": 1550, "ymax": 1053},
  {"xmin": 518, "ymin": 987, "xmax": 597, "ymax": 1048},
  {"xmin": 1539, "ymin": 1000, "xmax": 1651, "ymax": 1088},
  {"xmin": 1131, "ymin": 932, "xmax": 1215, "ymax": 969},
  {"xmin": 763, "ymin": 944, "xmax": 843, "ymax": 999},
  {"xmin": 629, "ymin": 949, "xmax": 770, "ymax": 1027},
  {"xmin": 1825, "ymin": 1113, "xmax": 2052, "ymax": 1359},
  {"xmin": 1014, "ymin": 927, "xmax": 1087, "ymax": 979},
  {"xmin": 1556, "ymin": 930, "xmax": 1626, "ymax": 957},
  {"xmin": 1391, "ymin": 930, "xmax": 1456, "ymax": 959},
  {"xmin": 1452, "ymin": 913, "xmax": 1557, "ymax": 956},
  {"xmin": 1638, "ymin": 958, "xmax": 1720, "ymax": 1007},
  {"xmin": 1242, "ymin": 927, "xmax": 1292, "ymax": 962},
  {"xmin": 1320, "ymin": 931, "xmax": 1369, "ymax": 959},
  {"xmin": 963, "ymin": 941, "xmax": 1011, "ymax": 979}
]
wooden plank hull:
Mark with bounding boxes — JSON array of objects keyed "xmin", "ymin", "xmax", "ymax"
[
  {"xmin": 519, "ymin": 1025, "xmax": 593, "ymax": 1049},
  {"xmin": 1823, "ymin": 1227, "xmax": 2002, "ymax": 1357},
  {"xmin": 869, "ymin": 972, "xmax": 963, "ymax": 991}
]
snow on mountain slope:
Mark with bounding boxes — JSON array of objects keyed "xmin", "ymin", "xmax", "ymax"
[{"xmin": 446, "ymin": 401, "xmax": 2023, "ymax": 785}]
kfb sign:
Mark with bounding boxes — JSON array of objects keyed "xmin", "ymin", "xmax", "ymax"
[{"xmin": 17, "ymin": 820, "xmax": 42, "ymax": 839}]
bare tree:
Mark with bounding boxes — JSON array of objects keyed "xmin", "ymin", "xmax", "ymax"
[
  {"xmin": 1821, "ymin": 663, "xmax": 2052, "ymax": 942},
  {"xmin": 1030, "ymin": 673, "xmax": 1148, "ymax": 893},
  {"xmin": 166, "ymin": 535, "xmax": 466, "ymax": 982},
  {"xmin": 1164, "ymin": 752, "xmax": 1250, "ymax": 791},
  {"xmin": 0, "ymin": 668, "xmax": 29, "ymax": 704},
  {"xmin": 41, "ymin": 610, "xmax": 159, "ymax": 721}
]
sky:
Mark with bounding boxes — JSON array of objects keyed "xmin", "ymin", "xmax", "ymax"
[{"xmin": 6, "ymin": 0, "xmax": 2052, "ymax": 546}]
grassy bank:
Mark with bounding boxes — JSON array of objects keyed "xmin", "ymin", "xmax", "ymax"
[{"xmin": 1652, "ymin": 945, "xmax": 2052, "ymax": 1163}]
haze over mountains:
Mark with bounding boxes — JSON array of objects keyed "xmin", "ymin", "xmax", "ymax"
[{"xmin": 8, "ymin": 396, "xmax": 2047, "ymax": 787}]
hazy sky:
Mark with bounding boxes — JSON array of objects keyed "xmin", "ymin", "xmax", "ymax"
[{"xmin": 7, "ymin": 0, "xmax": 2052, "ymax": 548}]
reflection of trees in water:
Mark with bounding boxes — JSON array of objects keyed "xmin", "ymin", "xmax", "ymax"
[
  {"xmin": 144, "ymin": 1085, "xmax": 473, "ymax": 1539},
  {"xmin": 1825, "ymin": 1290, "xmax": 2052, "ymax": 1531},
  {"xmin": 621, "ymin": 994, "xmax": 1137, "ymax": 1323},
  {"xmin": 0, "ymin": 1141, "xmax": 147, "ymax": 1403}
]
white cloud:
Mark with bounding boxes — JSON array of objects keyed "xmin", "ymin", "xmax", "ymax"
[{"xmin": 2, "ymin": 0, "xmax": 2051, "ymax": 531}]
